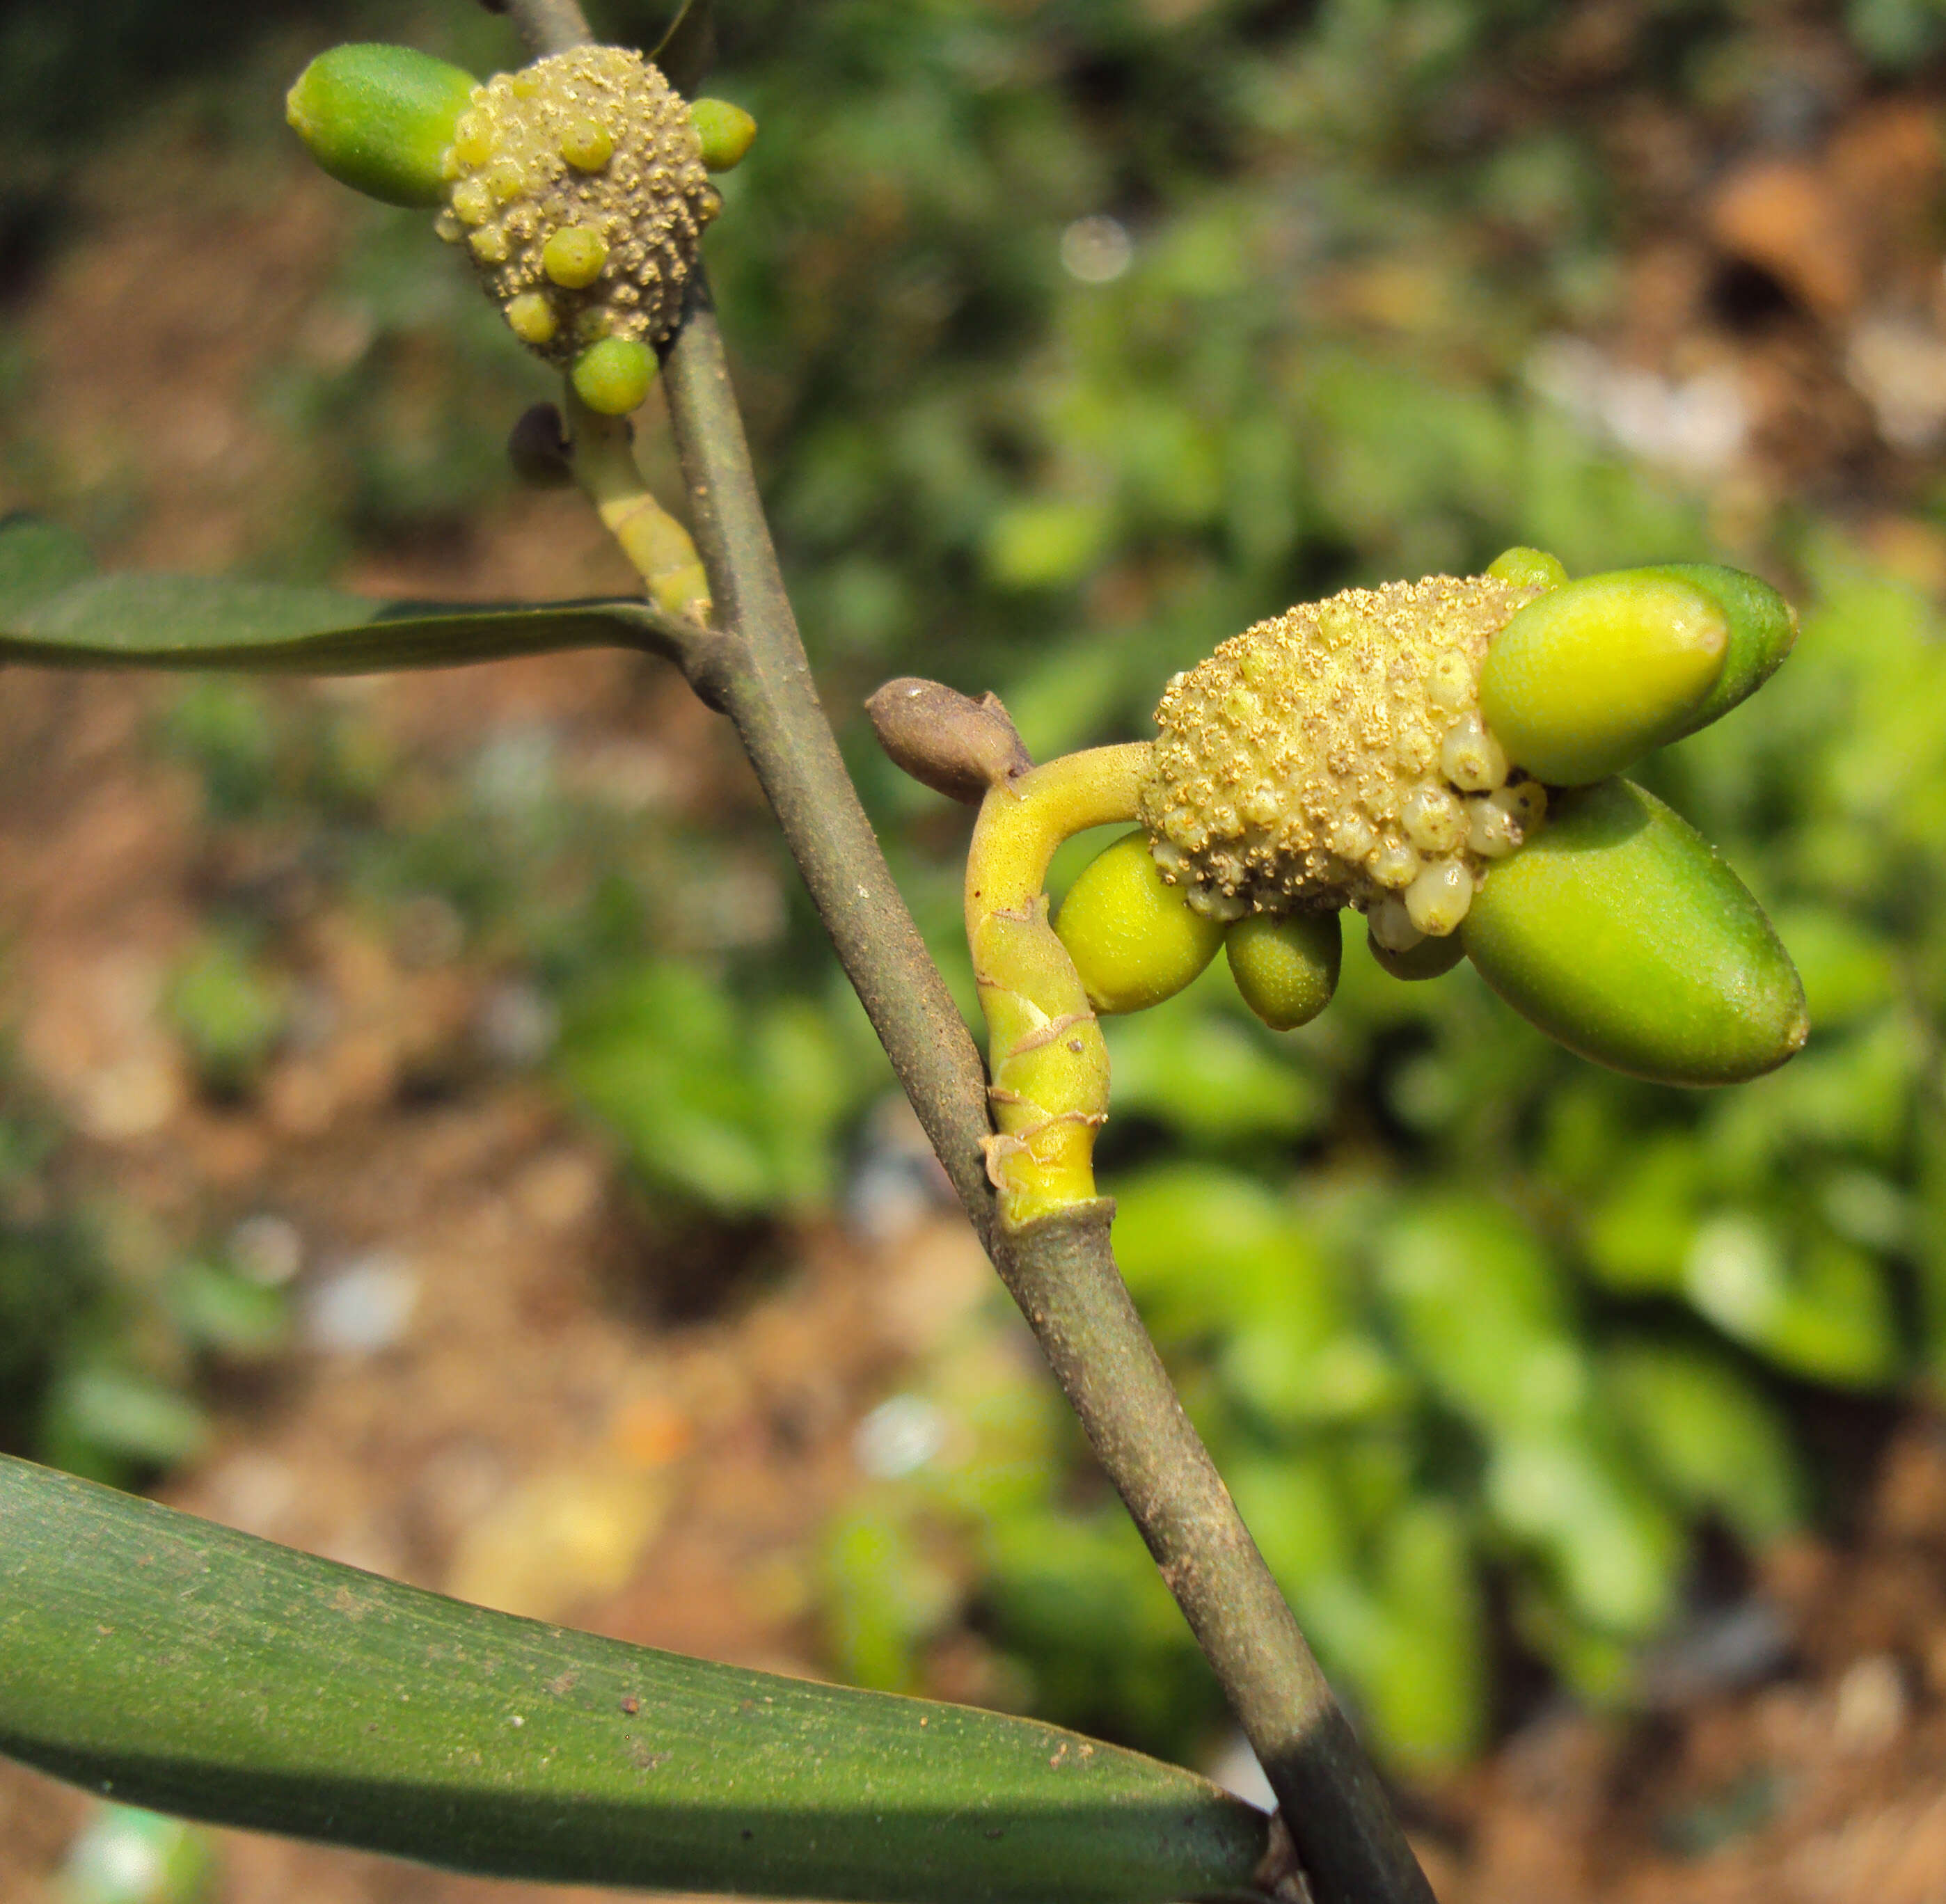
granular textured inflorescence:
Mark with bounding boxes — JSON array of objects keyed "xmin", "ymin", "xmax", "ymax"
[
  {"xmin": 1138, "ymin": 574, "xmax": 1550, "ymax": 950},
  {"xmin": 434, "ymin": 46, "xmax": 719, "ymax": 365}
]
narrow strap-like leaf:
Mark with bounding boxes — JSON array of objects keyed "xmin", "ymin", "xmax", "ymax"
[
  {"xmin": 0, "ymin": 516, "xmax": 665, "ymax": 673},
  {"xmin": 0, "ymin": 1459, "xmax": 1268, "ymax": 1904}
]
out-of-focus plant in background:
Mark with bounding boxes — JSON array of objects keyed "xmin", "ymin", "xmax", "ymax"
[{"xmin": 7, "ymin": 0, "xmax": 1946, "ymax": 1785}]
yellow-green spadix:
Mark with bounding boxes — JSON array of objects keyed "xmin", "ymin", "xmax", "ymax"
[
  {"xmin": 1226, "ymin": 911, "xmax": 1341, "ymax": 1029},
  {"xmin": 1462, "ymin": 777, "xmax": 1807, "ymax": 1086},
  {"xmin": 286, "ymin": 44, "xmax": 477, "ymax": 209},
  {"xmin": 1478, "ymin": 564, "xmax": 1795, "ymax": 786},
  {"xmin": 1056, "ymin": 830, "xmax": 1225, "ymax": 1013}
]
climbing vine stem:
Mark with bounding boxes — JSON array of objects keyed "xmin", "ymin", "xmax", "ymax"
[{"xmin": 505, "ymin": 5, "xmax": 1437, "ymax": 1902}]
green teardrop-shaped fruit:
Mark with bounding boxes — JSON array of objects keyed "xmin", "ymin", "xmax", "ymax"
[
  {"xmin": 1652, "ymin": 562, "xmax": 1796, "ymax": 740},
  {"xmin": 1225, "ymin": 910, "xmax": 1340, "ymax": 1029},
  {"xmin": 1462, "ymin": 777, "xmax": 1807, "ymax": 1086},
  {"xmin": 571, "ymin": 337, "xmax": 658, "ymax": 416},
  {"xmin": 1368, "ymin": 924, "xmax": 1468, "ymax": 983},
  {"xmin": 1478, "ymin": 569, "xmax": 1729, "ymax": 786},
  {"xmin": 286, "ymin": 44, "xmax": 477, "ymax": 209},
  {"xmin": 690, "ymin": 98, "xmax": 759, "ymax": 171},
  {"xmin": 1056, "ymin": 830, "xmax": 1226, "ymax": 1014}
]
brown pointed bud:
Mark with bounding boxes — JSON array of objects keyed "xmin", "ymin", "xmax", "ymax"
[
  {"xmin": 507, "ymin": 402, "xmax": 573, "ymax": 488},
  {"xmin": 867, "ymin": 678, "xmax": 1033, "ymax": 804}
]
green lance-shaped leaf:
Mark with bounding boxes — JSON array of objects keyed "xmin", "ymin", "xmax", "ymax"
[
  {"xmin": 0, "ymin": 1458, "xmax": 1268, "ymax": 1904},
  {"xmin": 1356, "ymin": 1502, "xmax": 1488, "ymax": 1772},
  {"xmin": 1462, "ymin": 777, "xmax": 1807, "ymax": 1086},
  {"xmin": 0, "ymin": 516, "xmax": 663, "ymax": 672},
  {"xmin": 1484, "ymin": 1431, "xmax": 1682, "ymax": 1638},
  {"xmin": 1604, "ymin": 1338, "xmax": 1805, "ymax": 1547},
  {"xmin": 1054, "ymin": 830, "xmax": 1225, "ymax": 1014},
  {"xmin": 1377, "ymin": 1194, "xmax": 1581, "ymax": 1442},
  {"xmin": 285, "ymin": 45, "xmax": 477, "ymax": 209},
  {"xmin": 1478, "ymin": 564, "xmax": 1794, "ymax": 786},
  {"xmin": 1224, "ymin": 911, "xmax": 1340, "ymax": 1029}
]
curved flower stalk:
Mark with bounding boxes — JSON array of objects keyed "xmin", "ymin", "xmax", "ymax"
[
  {"xmin": 965, "ymin": 744, "xmax": 1150, "ymax": 1227},
  {"xmin": 880, "ymin": 550, "xmax": 1809, "ymax": 1232}
]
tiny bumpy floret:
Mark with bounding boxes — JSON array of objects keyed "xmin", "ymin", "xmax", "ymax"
[
  {"xmin": 434, "ymin": 46, "xmax": 720, "ymax": 365},
  {"xmin": 1139, "ymin": 574, "xmax": 1550, "ymax": 949}
]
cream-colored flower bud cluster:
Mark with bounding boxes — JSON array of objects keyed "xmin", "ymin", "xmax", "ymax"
[
  {"xmin": 1138, "ymin": 574, "xmax": 1551, "ymax": 952},
  {"xmin": 433, "ymin": 46, "xmax": 719, "ymax": 365}
]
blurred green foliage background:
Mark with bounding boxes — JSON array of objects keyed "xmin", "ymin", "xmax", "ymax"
[{"xmin": 5, "ymin": 0, "xmax": 1946, "ymax": 1780}]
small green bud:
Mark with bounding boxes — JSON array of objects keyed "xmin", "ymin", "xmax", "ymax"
[
  {"xmin": 1604, "ymin": 1340, "xmax": 1803, "ymax": 1546},
  {"xmin": 1368, "ymin": 925, "xmax": 1467, "ymax": 982},
  {"xmin": 286, "ymin": 44, "xmax": 477, "ymax": 209},
  {"xmin": 1478, "ymin": 569, "xmax": 1729, "ymax": 786},
  {"xmin": 1485, "ymin": 546, "xmax": 1567, "ymax": 593},
  {"xmin": 1462, "ymin": 777, "xmax": 1807, "ymax": 1086},
  {"xmin": 1055, "ymin": 830, "xmax": 1226, "ymax": 1013},
  {"xmin": 1225, "ymin": 911, "xmax": 1340, "ymax": 1029},
  {"xmin": 690, "ymin": 97, "xmax": 759, "ymax": 171},
  {"xmin": 571, "ymin": 336, "xmax": 658, "ymax": 416}
]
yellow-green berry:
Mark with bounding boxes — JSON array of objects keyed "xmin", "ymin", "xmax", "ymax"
[
  {"xmin": 1054, "ymin": 830, "xmax": 1226, "ymax": 1014},
  {"xmin": 1139, "ymin": 572, "xmax": 1550, "ymax": 939},
  {"xmin": 543, "ymin": 224, "xmax": 609, "ymax": 289},
  {"xmin": 690, "ymin": 97, "xmax": 759, "ymax": 171},
  {"xmin": 286, "ymin": 44, "xmax": 477, "ymax": 209},
  {"xmin": 1486, "ymin": 546, "xmax": 1569, "ymax": 593},
  {"xmin": 434, "ymin": 45, "xmax": 720, "ymax": 366},
  {"xmin": 1478, "ymin": 570, "xmax": 1730, "ymax": 786},
  {"xmin": 505, "ymin": 291, "xmax": 557, "ymax": 344},
  {"xmin": 1225, "ymin": 912, "xmax": 1341, "ymax": 1029},
  {"xmin": 560, "ymin": 118, "xmax": 615, "ymax": 171},
  {"xmin": 448, "ymin": 109, "xmax": 495, "ymax": 168},
  {"xmin": 1462, "ymin": 777, "xmax": 1807, "ymax": 1086},
  {"xmin": 571, "ymin": 336, "xmax": 657, "ymax": 415}
]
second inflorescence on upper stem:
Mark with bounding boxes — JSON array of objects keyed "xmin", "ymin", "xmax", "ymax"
[
  {"xmin": 285, "ymin": 39, "xmax": 756, "ymax": 416},
  {"xmin": 887, "ymin": 549, "xmax": 1807, "ymax": 1227}
]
